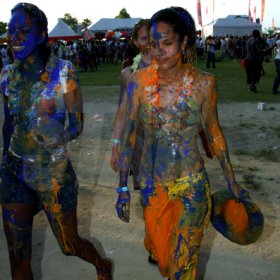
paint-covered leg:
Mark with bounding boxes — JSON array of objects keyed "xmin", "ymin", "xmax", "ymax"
[
  {"xmin": 46, "ymin": 208, "xmax": 113, "ymax": 279},
  {"xmin": 1, "ymin": 203, "xmax": 36, "ymax": 280}
]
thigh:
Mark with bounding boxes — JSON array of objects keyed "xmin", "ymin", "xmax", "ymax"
[
  {"xmin": 40, "ymin": 160, "xmax": 79, "ymax": 216},
  {"xmin": 40, "ymin": 161, "xmax": 79, "ymax": 241},
  {"xmin": 0, "ymin": 154, "xmax": 41, "ymax": 209}
]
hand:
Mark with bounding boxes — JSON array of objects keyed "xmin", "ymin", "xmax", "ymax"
[
  {"xmin": 33, "ymin": 134, "xmax": 65, "ymax": 149},
  {"xmin": 115, "ymin": 190, "xmax": 130, "ymax": 223},
  {"xmin": 110, "ymin": 146, "xmax": 120, "ymax": 172},
  {"xmin": 228, "ymin": 182, "xmax": 249, "ymax": 201}
]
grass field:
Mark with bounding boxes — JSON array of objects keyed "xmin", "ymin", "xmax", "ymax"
[{"xmin": 78, "ymin": 57, "xmax": 280, "ymax": 103}]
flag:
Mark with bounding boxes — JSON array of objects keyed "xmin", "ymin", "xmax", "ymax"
[
  {"xmin": 213, "ymin": 0, "xmax": 215, "ymax": 22},
  {"xmin": 272, "ymin": 18, "xmax": 275, "ymax": 29},
  {"xmin": 253, "ymin": 6, "xmax": 256, "ymax": 22},
  {"xmin": 261, "ymin": 0, "xmax": 265, "ymax": 22},
  {"xmin": 248, "ymin": 0, "xmax": 252, "ymax": 21},
  {"xmin": 197, "ymin": 0, "xmax": 202, "ymax": 26}
]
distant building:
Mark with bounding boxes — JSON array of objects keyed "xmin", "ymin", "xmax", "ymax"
[{"xmin": 202, "ymin": 15, "xmax": 262, "ymax": 37}]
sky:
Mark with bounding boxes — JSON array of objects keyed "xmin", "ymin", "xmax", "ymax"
[{"xmin": 0, "ymin": 0, "xmax": 279, "ymax": 31}]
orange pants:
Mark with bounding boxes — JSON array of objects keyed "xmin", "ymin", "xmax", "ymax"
[{"xmin": 144, "ymin": 172, "xmax": 211, "ymax": 280}]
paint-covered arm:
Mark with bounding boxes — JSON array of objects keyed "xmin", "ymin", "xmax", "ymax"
[
  {"xmin": 2, "ymin": 95, "xmax": 14, "ymax": 157},
  {"xmin": 118, "ymin": 74, "xmax": 140, "ymax": 174},
  {"xmin": 62, "ymin": 85, "xmax": 84, "ymax": 142},
  {"xmin": 110, "ymin": 67, "xmax": 131, "ymax": 172},
  {"xmin": 201, "ymin": 76, "xmax": 241, "ymax": 199},
  {"xmin": 0, "ymin": 65, "xmax": 14, "ymax": 157},
  {"xmin": 38, "ymin": 63, "xmax": 83, "ymax": 148},
  {"xmin": 110, "ymin": 91, "xmax": 128, "ymax": 172},
  {"xmin": 114, "ymin": 73, "xmax": 140, "ymax": 223},
  {"xmin": 61, "ymin": 62, "xmax": 84, "ymax": 143}
]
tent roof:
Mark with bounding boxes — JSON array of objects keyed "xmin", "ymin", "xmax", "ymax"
[
  {"xmin": 205, "ymin": 15, "xmax": 261, "ymax": 28},
  {"xmin": 89, "ymin": 18, "xmax": 142, "ymax": 32},
  {"xmin": 48, "ymin": 19, "xmax": 81, "ymax": 40}
]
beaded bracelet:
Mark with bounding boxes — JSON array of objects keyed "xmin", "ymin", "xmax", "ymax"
[
  {"xmin": 116, "ymin": 186, "xmax": 129, "ymax": 193},
  {"xmin": 111, "ymin": 138, "xmax": 120, "ymax": 144}
]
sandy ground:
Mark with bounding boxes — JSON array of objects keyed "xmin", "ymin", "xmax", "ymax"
[{"xmin": 0, "ymin": 87, "xmax": 280, "ymax": 279}]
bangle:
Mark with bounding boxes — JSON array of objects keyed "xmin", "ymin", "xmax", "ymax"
[
  {"xmin": 111, "ymin": 138, "xmax": 120, "ymax": 144},
  {"xmin": 116, "ymin": 186, "xmax": 129, "ymax": 193}
]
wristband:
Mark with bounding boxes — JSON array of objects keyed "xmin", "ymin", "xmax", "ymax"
[
  {"xmin": 111, "ymin": 138, "xmax": 120, "ymax": 144},
  {"xmin": 116, "ymin": 186, "xmax": 129, "ymax": 193}
]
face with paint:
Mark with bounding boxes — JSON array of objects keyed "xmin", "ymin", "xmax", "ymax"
[
  {"xmin": 149, "ymin": 22, "xmax": 187, "ymax": 71},
  {"xmin": 133, "ymin": 25, "xmax": 150, "ymax": 55},
  {"xmin": 8, "ymin": 8, "xmax": 45, "ymax": 61}
]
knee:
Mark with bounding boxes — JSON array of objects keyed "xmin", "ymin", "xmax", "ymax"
[{"xmin": 58, "ymin": 237, "xmax": 81, "ymax": 256}]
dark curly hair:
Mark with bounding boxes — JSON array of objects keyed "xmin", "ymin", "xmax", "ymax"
[
  {"xmin": 148, "ymin": 7, "xmax": 197, "ymax": 64},
  {"xmin": 131, "ymin": 19, "xmax": 150, "ymax": 41},
  {"xmin": 11, "ymin": 2, "xmax": 50, "ymax": 62}
]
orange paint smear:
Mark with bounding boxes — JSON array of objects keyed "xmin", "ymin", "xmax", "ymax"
[{"xmin": 224, "ymin": 199, "xmax": 248, "ymax": 234}]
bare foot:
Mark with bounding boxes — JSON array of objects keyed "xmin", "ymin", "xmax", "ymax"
[{"xmin": 97, "ymin": 258, "xmax": 113, "ymax": 280}]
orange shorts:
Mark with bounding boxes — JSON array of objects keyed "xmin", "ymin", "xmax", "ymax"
[{"xmin": 143, "ymin": 171, "xmax": 211, "ymax": 280}]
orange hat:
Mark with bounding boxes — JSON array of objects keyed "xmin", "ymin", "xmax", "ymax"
[{"xmin": 210, "ymin": 189, "xmax": 264, "ymax": 245}]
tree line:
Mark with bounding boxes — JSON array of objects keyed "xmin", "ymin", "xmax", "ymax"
[{"xmin": 0, "ymin": 7, "xmax": 131, "ymax": 35}]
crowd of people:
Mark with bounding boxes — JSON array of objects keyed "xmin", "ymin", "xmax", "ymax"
[{"xmin": 0, "ymin": 2, "xmax": 273, "ymax": 280}]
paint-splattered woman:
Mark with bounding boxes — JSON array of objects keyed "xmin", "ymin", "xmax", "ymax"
[
  {"xmin": 0, "ymin": 3, "xmax": 112, "ymax": 279},
  {"xmin": 110, "ymin": 19, "xmax": 152, "ymax": 214},
  {"xmin": 117, "ymin": 7, "xmax": 243, "ymax": 280}
]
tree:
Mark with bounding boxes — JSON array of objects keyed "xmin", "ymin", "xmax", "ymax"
[
  {"xmin": 62, "ymin": 13, "xmax": 79, "ymax": 30},
  {"xmin": 81, "ymin": 18, "xmax": 92, "ymax": 30},
  {"xmin": 115, "ymin": 8, "xmax": 131, "ymax": 19},
  {"xmin": 0, "ymin": 21, "xmax": 8, "ymax": 35}
]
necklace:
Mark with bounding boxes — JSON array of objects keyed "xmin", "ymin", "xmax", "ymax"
[
  {"xmin": 141, "ymin": 61, "xmax": 196, "ymax": 145},
  {"xmin": 143, "ymin": 61, "xmax": 195, "ymax": 126}
]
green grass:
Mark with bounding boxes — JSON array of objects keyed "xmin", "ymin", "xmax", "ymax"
[
  {"xmin": 195, "ymin": 58, "xmax": 279, "ymax": 103},
  {"xmin": 78, "ymin": 58, "xmax": 280, "ymax": 103},
  {"xmin": 79, "ymin": 63, "xmax": 122, "ymax": 86}
]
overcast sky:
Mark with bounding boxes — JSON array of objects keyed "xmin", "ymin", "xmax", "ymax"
[{"xmin": 1, "ymin": 0, "xmax": 278, "ymax": 31}]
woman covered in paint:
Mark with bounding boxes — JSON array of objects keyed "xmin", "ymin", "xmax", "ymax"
[
  {"xmin": 111, "ymin": 19, "xmax": 152, "ymax": 205},
  {"xmin": 117, "ymin": 7, "xmax": 243, "ymax": 279},
  {"xmin": 0, "ymin": 3, "xmax": 112, "ymax": 279}
]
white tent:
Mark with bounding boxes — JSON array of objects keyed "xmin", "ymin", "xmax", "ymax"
[
  {"xmin": 48, "ymin": 19, "xmax": 81, "ymax": 41},
  {"xmin": 88, "ymin": 18, "xmax": 142, "ymax": 32},
  {"xmin": 203, "ymin": 15, "xmax": 262, "ymax": 37}
]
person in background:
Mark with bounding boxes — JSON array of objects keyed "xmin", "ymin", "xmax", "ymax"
[
  {"xmin": 245, "ymin": 29, "xmax": 262, "ymax": 93},
  {"xmin": 115, "ymin": 7, "xmax": 243, "ymax": 280},
  {"xmin": 271, "ymin": 33, "xmax": 280, "ymax": 94},
  {"xmin": 206, "ymin": 35, "xmax": 216, "ymax": 68},
  {"xmin": 0, "ymin": 3, "xmax": 112, "ymax": 279},
  {"xmin": 110, "ymin": 19, "xmax": 152, "ymax": 194}
]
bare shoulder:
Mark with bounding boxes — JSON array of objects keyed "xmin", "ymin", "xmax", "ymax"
[
  {"xmin": 127, "ymin": 66, "xmax": 149, "ymax": 84},
  {"xmin": 191, "ymin": 67, "xmax": 217, "ymax": 105},
  {"xmin": 193, "ymin": 67, "xmax": 216, "ymax": 88},
  {"xmin": 121, "ymin": 65, "xmax": 132, "ymax": 76}
]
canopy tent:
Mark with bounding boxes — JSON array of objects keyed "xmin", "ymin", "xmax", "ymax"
[
  {"xmin": 48, "ymin": 19, "xmax": 81, "ymax": 42},
  {"xmin": 88, "ymin": 18, "xmax": 142, "ymax": 32},
  {"xmin": 202, "ymin": 15, "xmax": 262, "ymax": 37}
]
